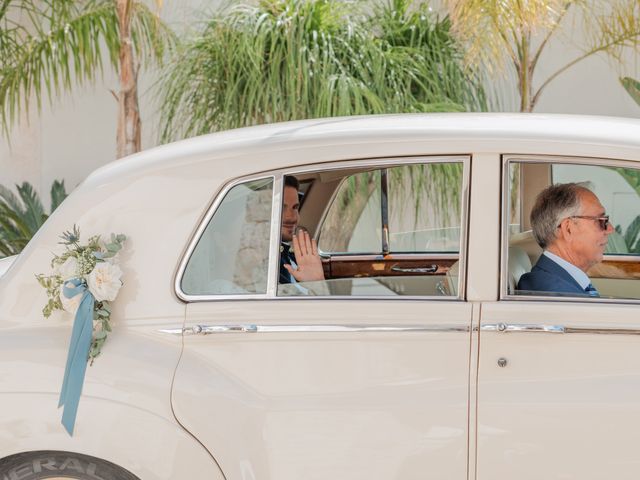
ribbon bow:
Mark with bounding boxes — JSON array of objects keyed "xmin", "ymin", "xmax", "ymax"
[{"xmin": 58, "ymin": 277, "xmax": 95, "ymax": 435}]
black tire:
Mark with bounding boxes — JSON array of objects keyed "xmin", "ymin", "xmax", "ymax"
[{"xmin": 0, "ymin": 450, "xmax": 140, "ymax": 480}]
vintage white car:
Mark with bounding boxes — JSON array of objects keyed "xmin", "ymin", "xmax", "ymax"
[{"xmin": 1, "ymin": 113, "xmax": 640, "ymax": 480}]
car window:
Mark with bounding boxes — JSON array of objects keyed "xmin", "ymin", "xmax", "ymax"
[
  {"xmin": 553, "ymin": 164, "xmax": 640, "ymax": 255},
  {"xmin": 318, "ymin": 170, "xmax": 382, "ymax": 253},
  {"xmin": 281, "ymin": 160, "xmax": 466, "ymax": 297},
  {"xmin": 181, "ymin": 177, "xmax": 273, "ymax": 295},
  {"xmin": 388, "ymin": 163, "xmax": 462, "ymax": 252},
  {"xmin": 504, "ymin": 159, "xmax": 640, "ymax": 300}
]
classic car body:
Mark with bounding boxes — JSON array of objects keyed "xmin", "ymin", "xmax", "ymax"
[{"xmin": 1, "ymin": 113, "xmax": 640, "ymax": 479}]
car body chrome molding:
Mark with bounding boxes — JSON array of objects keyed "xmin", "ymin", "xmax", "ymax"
[
  {"xmin": 160, "ymin": 323, "xmax": 470, "ymax": 336},
  {"xmin": 482, "ymin": 323, "xmax": 640, "ymax": 335}
]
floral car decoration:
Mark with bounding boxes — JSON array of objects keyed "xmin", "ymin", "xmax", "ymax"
[{"xmin": 36, "ymin": 225, "xmax": 125, "ymax": 434}]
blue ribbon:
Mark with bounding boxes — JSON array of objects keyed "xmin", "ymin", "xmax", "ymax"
[{"xmin": 58, "ymin": 278, "xmax": 95, "ymax": 436}]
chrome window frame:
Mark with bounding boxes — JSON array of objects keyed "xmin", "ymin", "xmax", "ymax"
[
  {"xmin": 176, "ymin": 155, "xmax": 470, "ymax": 303},
  {"xmin": 500, "ymin": 154, "xmax": 640, "ymax": 305},
  {"xmin": 175, "ymin": 173, "xmax": 279, "ymax": 302}
]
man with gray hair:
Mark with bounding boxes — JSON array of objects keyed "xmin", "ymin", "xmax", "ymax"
[{"xmin": 517, "ymin": 182, "xmax": 613, "ymax": 295}]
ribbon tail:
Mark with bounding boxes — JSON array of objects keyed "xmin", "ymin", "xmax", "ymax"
[
  {"xmin": 59, "ymin": 291, "xmax": 94, "ymax": 436},
  {"xmin": 58, "ymin": 297, "xmax": 85, "ymax": 408}
]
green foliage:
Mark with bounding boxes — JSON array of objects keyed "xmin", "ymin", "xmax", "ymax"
[
  {"xmin": 609, "ymin": 215, "xmax": 640, "ymax": 255},
  {"xmin": 621, "ymin": 77, "xmax": 640, "ymax": 106},
  {"xmin": 157, "ymin": 0, "xmax": 486, "ymax": 141},
  {"xmin": 606, "ymin": 166, "xmax": 640, "ymax": 254},
  {"xmin": 448, "ymin": 0, "xmax": 640, "ymax": 111},
  {"xmin": 0, "ymin": 179, "xmax": 68, "ymax": 257},
  {"xmin": 624, "ymin": 215, "xmax": 640, "ymax": 253},
  {"xmin": 617, "ymin": 167, "xmax": 640, "ymax": 194},
  {"xmin": 35, "ymin": 273, "xmax": 63, "ymax": 318},
  {"xmin": 0, "ymin": 0, "xmax": 174, "ymax": 133}
]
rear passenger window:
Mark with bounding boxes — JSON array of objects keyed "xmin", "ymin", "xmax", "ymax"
[
  {"xmin": 283, "ymin": 159, "xmax": 467, "ymax": 297},
  {"xmin": 181, "ymin": 178, "xmax": 273, "ymax": 295}
]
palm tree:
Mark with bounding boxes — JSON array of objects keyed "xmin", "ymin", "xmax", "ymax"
[
  {"xmin": 0, "ymin": 0, "xmax": 174, "ymax": 156},
  {"xmin": 447, "ymin": 0, "xmax": 640, "ymax": 112},
  {"xmin": 157, "ymin": 0, "xmax": 486, "ymax": 142},
  {"xmin": 0, "ymin": 180, "xmax": 67, "ymax": 257}
]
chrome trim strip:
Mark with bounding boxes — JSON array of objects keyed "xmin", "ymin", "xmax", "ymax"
[
  {"xmin": 381, "ymin": 168, "xmax": 390, "ymax": 255},
  {"xmin": 499, "ymin": 155, "xmax": 511, "ymax": 299},
  {"xmin": 501, "ymin": 293, "xmax": 640, "ymax": 305},
  {"xmin": 459, "ymin": 156, "xmax": 471, "ymax": 300},
  {"xmin": 481, "ymin": 323, "xmax": 640, "ymax": 335},
  {"xmin": 564, "ymin": 327, "xmax": 640, "ymax": 335},
  {"xmin": 184, "ymin": 294, "xmax": 466, "ymax": 303},
  {"xmin": 267, "ymin": 175, "xmax": 283, "ymax": 297},
  {"xmin": 159, "ymin": 328, "xmax": 187, "ymax": 335},
  {"xmin": 160, "ymin": 323, "xmax": 470, "ymax": 335}
]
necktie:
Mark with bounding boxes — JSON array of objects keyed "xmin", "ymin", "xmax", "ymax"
[{"xmin": 585, "ymin": 283, "xmax": 599, "ymax": 297}]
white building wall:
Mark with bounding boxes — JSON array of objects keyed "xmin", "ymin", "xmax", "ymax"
[{"xmin": 1, "ymin": 0, "xmax": 639, "ymax": 207}]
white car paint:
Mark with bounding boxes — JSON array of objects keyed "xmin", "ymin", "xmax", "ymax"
[
  {"xmin": 0, "ymin": 255, "xmax": 16, "ymax": 277},
  {"xmin": 1, "ymin": 113, "xmax": 639, "ymax": 479}
]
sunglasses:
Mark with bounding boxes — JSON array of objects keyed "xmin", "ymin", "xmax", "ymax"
[{"xmin": 559, "ymin": 215, "xmax": 610, "ymax": 231}]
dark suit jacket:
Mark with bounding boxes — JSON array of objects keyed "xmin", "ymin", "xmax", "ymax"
[
  {"xmin": 517, "ymin": 254, "xmax": 587, "ymax": 295},
  {"xmin": 279, "ymin": 243, "xmax": 293, "ymax": 284}
]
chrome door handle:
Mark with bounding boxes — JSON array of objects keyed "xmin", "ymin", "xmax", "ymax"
[
  {"xmin": 391, "ymin": 264, "xmax": 438, "ymax": 274},
  {"xmin": 481, "ymin": 323, "xmax": 640, "ymax": 336},
  {"xmin": 190, "ymin": 324, "xmax": 258, "ymax": 335},
  {"xmin": 481, "ymin": 323, "xmax": 565, "ymax": 333},
  {"xmin": 158, "ymin": 324, "xmax": 258, "ymax": 335}
]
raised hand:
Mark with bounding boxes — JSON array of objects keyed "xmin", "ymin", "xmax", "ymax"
[{"xmin": 284, "ymin": 229, "xmax": 325, "ymax": 282}]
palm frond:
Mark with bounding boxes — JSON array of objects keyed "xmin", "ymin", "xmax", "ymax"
[
  {"xmin": 0, "ymin": 179, "xmax": 68, "ymax": 258},
  {"xmin": 50, "ymin": 179, "xmax": 68, "ymax": 211},
  {"xmin": 15, "ymin": 182, "xmax": 45, "ymax": 232},
  {"xmin": 1, "ymin": 0, "xmax": 175, "ymax": 133},
  {"xmin": 157, "ymin": 0, "xmax": 485, "ymax": 142}
]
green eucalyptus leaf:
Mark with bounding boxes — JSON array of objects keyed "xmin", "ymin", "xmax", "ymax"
[{"xmin": 105, "ymin": 243, "xmax": 119, "ymax": 252}]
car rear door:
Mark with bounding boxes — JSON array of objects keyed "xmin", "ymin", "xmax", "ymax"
[{"xmin": 171, "ymin": 157, "xmax": 474, "ymax": 480}]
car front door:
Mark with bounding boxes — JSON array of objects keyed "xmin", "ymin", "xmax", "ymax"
[
  {"xmin": 477, "ymin": 156, "xmax": 640, "ymax": 479},
  {"xmin": 171, "ymin": 158, "xmax": 474, "ymax": 480}
]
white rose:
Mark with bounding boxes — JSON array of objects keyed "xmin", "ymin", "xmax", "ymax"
[
  {"xmin": 60, "ymin": 281, "xmax": 83, "ymax": 315},
  {"xmin": 87, "ymin": 262, "xmax": 123, "ymax": 302},
  {"xmin": 56, "ymin": 257, "xmax": 79, "ymax": 280}
]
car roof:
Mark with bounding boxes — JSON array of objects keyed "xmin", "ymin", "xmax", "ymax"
[{"xmin": 84, "ymin": 113, "xmax": 640, "ymax": 187}]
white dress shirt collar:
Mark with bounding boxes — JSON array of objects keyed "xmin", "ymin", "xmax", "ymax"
[{"xmin": 543, "ymin": 251, "xmax": 591, "ymax": 290}]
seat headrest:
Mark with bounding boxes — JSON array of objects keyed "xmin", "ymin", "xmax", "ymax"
[{"xmin": 508, "ymin": 246, "xmax": 532, "ymax": 293}]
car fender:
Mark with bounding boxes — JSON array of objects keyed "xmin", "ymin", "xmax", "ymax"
[{"xmin": 0, "ymin": 393, "xmax": 225, "ymax": 480}]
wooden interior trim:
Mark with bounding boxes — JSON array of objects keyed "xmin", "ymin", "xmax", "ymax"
[
  {"xmin": 323, "ymin": 255, "xmax": 458, "ymax": 279},
  {"xmin": 589, "ymin": 257, "xmax": 640, "ymax": 279}
]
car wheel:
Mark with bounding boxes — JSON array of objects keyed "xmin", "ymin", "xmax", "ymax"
[{"xmin": 0, "ymin": 450, "xmax": 140, "ymax": 480}]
